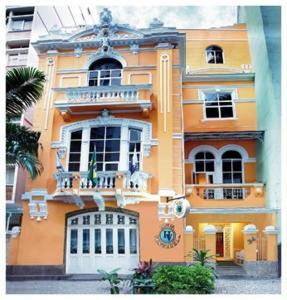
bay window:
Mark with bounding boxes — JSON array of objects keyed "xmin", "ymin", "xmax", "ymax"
[{"xmin": 68, "ymin": 126, "xmax": 143, "ymax": 172}]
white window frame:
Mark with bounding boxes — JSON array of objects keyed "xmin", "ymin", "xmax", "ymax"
[
  {"xmin": 188, "ymin": 144, "xmax": 250, "ymax": 185},
  {"xmin": 88, "ymin": 69, "xmax": 123, "ymax": 87},
  {"xmin": 205, "ymin": 47, "xmax": 224, "ymax": 64},
  {"xmin": 67, "ymin": 126, "xmax": 144, "ymax": 172},
  {"xmin": 200, "ymin": 88, "xmax": 237, "ymax": 121}
]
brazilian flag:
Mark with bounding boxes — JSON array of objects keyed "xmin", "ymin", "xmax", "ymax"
[{"xmin": 88, "ymin": 151, "xmax": 97, "ymax": 187}]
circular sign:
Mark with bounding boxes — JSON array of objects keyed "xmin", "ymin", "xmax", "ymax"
[
  {"xmin": 172, "ymin": 199, "xmax": 190, "ymax": 218},
  {"xmin": 155, "ymin": 224, "xmax": 181, "ymax": 248},
  {"xmin": 160, "ymin": 226, "xmax": 175, "ymax": 244}
]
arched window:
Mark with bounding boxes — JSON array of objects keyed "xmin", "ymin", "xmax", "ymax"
[
  {"xmin": 193, "ymin": 151, "xmax": 215, "ymax": 184},
  {"xmin": 206, "ymin": 45, "xmax": 223, "ymax": 64},
  {"xmin": 88, "ymin": 58, "xmax": 122, "ymax": 87},
  {"xmin": 222, "ymin": 151, "xmax": 243, "ymax": 183}
]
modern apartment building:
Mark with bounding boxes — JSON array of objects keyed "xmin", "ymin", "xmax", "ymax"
[
  {"xmin": 6, "ymin": 6, "xmax": 36, "ymax": 236},
  {"xmin": 7, "ymin": 8, "xmax": 279, "ymax": 278}
]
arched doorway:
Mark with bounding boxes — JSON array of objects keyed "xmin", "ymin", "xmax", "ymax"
[{"xmin": 65, "ymin": 207, "xmax": 139, "ymax": 274}]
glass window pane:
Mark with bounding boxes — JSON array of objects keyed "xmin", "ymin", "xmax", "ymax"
[
  {"xmin": 220, "ymin": 107, "xmax": 234, "ymax": 118},
  {"xmin": 106, "ymin": 229, "xmax": 113, "ymax": 254},
  {"xmin": 70, "ymin": 141, "xmax": 81, "ymax": 152},
  {"xmin": 111, "ymin": 78, "xmax": 121, "ymax": 85},
  {"xmin": 105, "ymin": 140, "xmax": 120, "ymax": 152},
  {"xmin": 129, "ymin": 229, "xmax": 137, "ymax": 254},
  {"xmin": 118, "ymin": 229, "xmax": 125, "ymax": 254},
  {"xmin": 105, "ymin": 153, "xmax": 120, "ymax": 161},
  {"xmin": 206, "ymin": 161, "xmax": 214, "ymax": 172},
  {"xmin": 82, "ymin": 229, "xmax": 90, "ymax": 254},
  {"xmin": 204, "ymin": 93, "xmax": 217, "ymax": 102},
  {"xmin": 11, "ymin": 20, "xmax": 23, "ymax": 30},
  {"xmin": 130, "ymin": 129, "xmax": 142, "ymax": 141},
  {"xmin": 106, "ymin": 127, "xmax": 121, "ymax": 139},
  {"xmin": 233, "ymin": 161, "xmax": 242, "ymax": 171},
  {"xmin": 195, "ymin": 152, "xmax": 204, "ymax": 159},
  {"xmin": 222, "ymin": 161, "xmax": 231, "ymax": 172},
  {"xmin": 223, "ymin": 173, "xmax": 232, "ymax": 183},
  {"xmin": 91, "ymin": 127, "xmax": 105, "ymax": 139},
  {"xmin": 195, "ymin": 161, "xmax": 204, "ymax": 172},
  {"xmin": 96, "ymin": 163, "xmax": 103, "ymax": 171},
  {"xmin": 222, "ymin": 151, "xmax": 241, "ymax": 159},
  {"xmin": 95, "ymin": 229, "xmax": 101, "ymax": 254},
  {"xmin": 70, "ymin": 229, "xmax": 78, "ymax": 254},
  {"xmin": 111, "ymin": 69, "xmax": 121, "ymax": 77},
  {"xmin": 216, "ymin": 52, "xmax": 223, "ymax": 63},
  {"xmin": 69, "ymin": 153, "xmax": 81, "ymax": 162},
  {"xmin": 205, "ymin": 152, "xmax": 214, "ymax": 159},
  {"xmin": 68, "ymin": 163, "xmax": 80, "ymax": 171},
  {"xmin": 233, "ymin": 173, "xmax": 242, "ymax": 183},
  {"xmin": 105, "ymin": 163, "xmax": 118, "ymax": 171},
  {"xmin": 71, "ymin": 130, "xmax": 82, "ymax": 140},
  {"xmin": 206, "ymin": 108, "xmax": 219, "ymax": 118}
]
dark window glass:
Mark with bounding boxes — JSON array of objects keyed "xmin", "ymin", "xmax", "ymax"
[
  {"xmin": 82, "ymin": 229, "xmax": 90, "ymax": 254},
  {"xmin": 222, "ymin": 151, "xmax": 241, "ymax": 159},
  {"xmin": 105, "ymin": 164, "xmax": 118, "ymax": 171},
  {"xmin": 195, "ymin": 161, "xmax": 204, "ymax": 172},
  {"xmin": 106, "ymin": 214, "xmax": 113, "ymax": 225},
  {"xmin": 95, "ymin": 229, "xmax": 101, "ymax": 254},
  {"xmin": 106, "ymin": 229, "xmax": 113, "ymax": 254},
  {"xmin": 221, "ymin": 107, "xmax": 233, "ymax": 118},
  {"xmin": 118, "ymin": 229, "xmax": 125, "ymax": 254},
  {"xmin": 106, "ymin": 127, "xmax": 121, "ymax": 139},
  {"xmin": 206, "ymin": 46, "xmax": 223, "ymax": 64},
  {"xmin": 91, "ymin": 127, "xmax": 105, "ymax": 139},
  {"xmin": 68, "ymin": 163, "xmax": 80, "ymax": 171},
  {"xmin": 206, "ymin": 107, "xmax": 219, "ymax": 118},
  {"xmin": 70, "ymin": 229, "xmax": 78, "ymax": 254},
  {"xmin": 71, "ymin": 130, "xmax": 83, "ymax": 140},
  {"xmin": 129, "ymin": 229, "xmax": 137, "ymax": 254}
]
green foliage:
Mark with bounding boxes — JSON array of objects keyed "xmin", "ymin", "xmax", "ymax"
[
  {"xmin": 6, "ymin": 67, "xmax": 45, "ymax": 179},
  {"xmin": 97, "ymin": 268, "xmax": 121, "ymax": 294},
  {"xmin": 193, "ymin": 249, "xmax": 214, "ymax": 266},
  {"xmin": 6, "ymin": 67, "xmax": 45, "ymax": 119},
  {"xmin": 152, "ymin": 264, "xmax": 215, "ymax": 294},
  {"xmin": 132, "ymin": 259, "xmax": 155, "ymax": 294}
]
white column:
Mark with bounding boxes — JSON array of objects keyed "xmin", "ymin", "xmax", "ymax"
[
  {"xmin": 80, "ymin": 127, "xmax": 91, "ymax": 171},
  {"xmin": 119, "ymin": 126, "xmax": 129, "ymax": 171}
]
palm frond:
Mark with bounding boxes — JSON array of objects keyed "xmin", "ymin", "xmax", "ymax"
[{"xmin": 6, "ymin": 67, "xmax": 45, "ymax": 118}]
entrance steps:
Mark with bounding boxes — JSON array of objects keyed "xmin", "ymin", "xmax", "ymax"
[
  {"xmin": 216, "ymin": 261, "xmax": 247, "ymax": 279},
  {"xmin": 6, "ymin": 274, "xmax": 131, "ymax": 281}
]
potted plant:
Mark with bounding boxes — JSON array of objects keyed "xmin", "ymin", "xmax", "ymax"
[
  {"xmin": 132, "ymin": 259, "xmax": 155, "ymax": 294},
  {"xmin": 97, "ymin": 268, "xmax": 121, "ymax": 294}
]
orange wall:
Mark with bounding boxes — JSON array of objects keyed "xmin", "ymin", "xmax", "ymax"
[{"xmin": 9, "ymin": 201, "xmax": 184, "ymax": 265}]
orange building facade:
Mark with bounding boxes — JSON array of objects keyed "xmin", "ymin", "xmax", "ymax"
[{"xmin": 7, "ymin": 9, "xmax": 279, "ymax": 278}]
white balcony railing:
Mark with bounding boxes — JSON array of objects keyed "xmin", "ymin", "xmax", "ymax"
[
  {"xmin": 66, "ymin": 86, "xmax": 141, "ymax": 104},
  {"xmin": 54, "ymin": 170, "xmax": 150, "ymax": 193},
  {"xmin": 186, "ymin": 183, "xmax": 264, "ymax": 200}
]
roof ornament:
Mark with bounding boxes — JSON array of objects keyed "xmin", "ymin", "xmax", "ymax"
[
  {"xmin": 100, "ymin": 8, "xmax": 113, "ymax": 28},
  {"xmin": 149, "ymin": 18, "xmax": 164, "ymax": 28}
]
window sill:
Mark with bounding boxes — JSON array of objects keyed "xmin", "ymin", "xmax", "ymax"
[{"xmin": 201, "ymin": 117, "xmax": 238, "ymax": 122}]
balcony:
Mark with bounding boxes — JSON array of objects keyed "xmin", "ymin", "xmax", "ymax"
[
  {"xmin": 53, "ymin": 170, "xmax": 152, "ymax": 208},
  {"xmin": 54, "ymin": 84, "xmax": 152, "ymax": 119},
  {"xmin": 185, "ymin": 183, "xmax": 265, "ymax": 209}
]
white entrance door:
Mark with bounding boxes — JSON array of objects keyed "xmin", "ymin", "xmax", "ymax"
[{"xmin": 66, "ymin": 210, "xmax": 139, "ymax": 274}]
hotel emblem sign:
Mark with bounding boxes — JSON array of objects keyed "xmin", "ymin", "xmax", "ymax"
[{"xmin": 155, "ymin": 223, "xmax": 181, "ymax": 248}]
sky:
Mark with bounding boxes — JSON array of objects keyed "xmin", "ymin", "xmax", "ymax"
[{"xmin": 34, "ymin": 6, "xmax": 238, "ymax": 37}]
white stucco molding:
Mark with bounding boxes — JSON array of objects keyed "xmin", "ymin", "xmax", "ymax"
[
  {"xmin": 187, "ymin": 144, "xmax": 251, "ymax": 163},
  {"xmin": 51, "ymin": 113, "xmax": 154, "ymax": 157},
  {"xmin": 188, "ymin": 145, "xmax": 218, "ymax": 163}
]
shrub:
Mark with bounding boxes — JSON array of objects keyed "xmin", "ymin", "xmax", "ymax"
[{"xmin": 152, "ymin": 264, "xmax": 215, "ymax": 294}]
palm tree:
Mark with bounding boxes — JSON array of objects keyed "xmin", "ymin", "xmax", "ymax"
[{"xmin": 6, "ymin": 67, "xmax": 45, "ymax": 179}]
